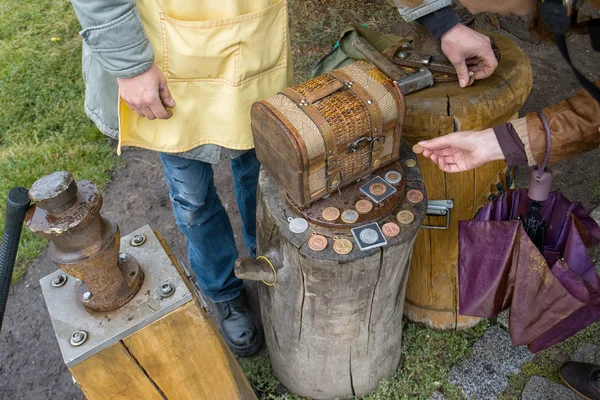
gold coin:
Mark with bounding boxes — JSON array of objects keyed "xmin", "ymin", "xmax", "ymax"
[
  {"xmin": 405, "ymin": 159, "xmax": 417, "ymax": 168},
  {"xmin": 382, "ymin": 222, "xmax": 400, "ymax": 237},
  {"xmin": 355, "ymin": 199, "xmax": 373, "ymax": 214},
  {"xmin": 407, "ymin": 189, "xmax": 424, "ymax": 204},
  {"xmin": 333, "ymin": 238, "xmax": 353, "ymax": 255},
  {"xmin": 341, "ymin": 209, "xmax": 359, "ymax": 224},
  {"xmin": 322, "ymin": 207, "xmax": 340, "ymax": 221},
  {"xmin": 369, "ymin": 183, "xmax": 387, "ymax": 196},
  {"xmin": 412, "ymin": 144, "xmax": 424, "ymax": 154},
  {"xmin": 396, "ymin": 210, "xmax": 415, "ymax": 225},
  {"xmin": 308, "ymin": 234, "xmax": 328, "ymax": 252}
]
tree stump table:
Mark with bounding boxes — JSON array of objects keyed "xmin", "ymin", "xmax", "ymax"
[
  {"xmin": 401, "ymin": 33, "xmax": 533, "ymax": 329},
  {"xmin": 236, "ymin": 140, "xmax": 427, "ymax": 399}
]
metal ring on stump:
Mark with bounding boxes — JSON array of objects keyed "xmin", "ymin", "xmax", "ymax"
[
  {"xmin": 235, "ymin": 140, "xmax": 427, "ymax": 399},
  {"xmin": 401, "ymin": 33, "xmax": 533, "ymax": 330}
]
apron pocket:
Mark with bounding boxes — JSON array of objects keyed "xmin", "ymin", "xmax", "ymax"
[{"xmin": 160, "ymin": 0, "xmax": 287, "ymax": 85}]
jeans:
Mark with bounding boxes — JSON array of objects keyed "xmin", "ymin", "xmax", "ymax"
[{"xmin": 159, "ymin": 150, "xmax": 260, "ymax": 302}]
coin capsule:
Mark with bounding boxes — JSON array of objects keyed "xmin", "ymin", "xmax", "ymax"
[
  {"xmin": 359, "ymin": 228, "xmax": 379, "ymax": 244},
  {"xmin": 355, "ymin": 199, "xmax": 373, "ymax": 214},
  {"xmin": 369, "ymin": 183, "xmax": 387, "ymax": 196}
]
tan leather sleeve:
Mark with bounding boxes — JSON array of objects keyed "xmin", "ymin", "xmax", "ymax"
[{"xmin": 526, "ymin": 81, "xmax": 600, "ymax": 166}]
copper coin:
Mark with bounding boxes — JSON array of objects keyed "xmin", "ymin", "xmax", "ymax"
[
  {"xmin": 369, "ymin": 183, "xmax": 387, "ymax": 196},
  {"xmin": 407, "ymin": 189, "xmax": 424, "ymax": 204},
  {"xmin": 333, "ymin": 238, "xmax": 353, "ymax": 255},
  {"xmin": 412, "ymin": 144, "xmax": 424, "ymax": 154},
  {"xmin": 308, "ymin": 234, "xmax": 328, "ymax": 252},
  {"xmin": 322, "ymin": 207, "xmax": 340, "ymax": 221},
  {"xmin": 396, "ymin": 210, "xmax": 415, "ymax": 225},
  {"xmin": 382, "ymin": 222, "xmax": 400, "ymax": 237},
  {"xmin": 355, "ymin": 199, "xmax": 373, "ymax": 214},
  {"xmin": 341, "ymin": 209, "xmax": 359, "ymax": 224},
  {"xmin": 405, "ymin": 159, "xmax": 417, "ymax": 168}
]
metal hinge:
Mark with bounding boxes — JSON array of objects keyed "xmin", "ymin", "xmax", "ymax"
[{"xmin": 421, "ymin": 200, "xmax": 454, "ymax": 230}]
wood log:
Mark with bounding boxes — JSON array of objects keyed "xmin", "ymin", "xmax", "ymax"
[
  {"xmin": 244, "ymin": 140, "xmax": 427, "ymax": 399},
  {"xmin": 401, "ymin": 33, "xmax": 533, "ymax": 329}
]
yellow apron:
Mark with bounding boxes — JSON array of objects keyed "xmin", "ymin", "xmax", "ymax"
[{"xmin": 118, "ymin": 0, "xmax": 293, "ymax": 153}]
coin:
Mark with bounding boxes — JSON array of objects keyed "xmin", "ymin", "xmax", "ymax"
[
  {"xmin": 412, "ymin": 144, "xmax": 424, "ymax": 154},
  {"xmin": 382, "ymin": 222, "xmax": 400, "ymax": 237},
  {"xmin": 355, "ymin": 199, "xmax": 373, "ymax": 214},
  {"xmin": 341, "ymin": 209, "xmax": 359, "ymax": 224},
  {"xmin": 396, "ymin": 210, "xmax": 415, "ymax": 225},
  {"xmin": 405, "ymin": 159, "xmax": 417, "ymax": 168},
  {"xmin": 407, "ymin": 189, "xmax": 424, "ymax": 204},
  {"xmin": 322, "ymin": 207, "xmax": 340, "ymax": 221},
  {"xmin": 384, "ymin": 171, "xmax": 402, "ymax": 185},
  {"xmin": 288, "ymin": 218, "xmax": 309, "ymax": 233},
  {"xmin": 369, "ymin": 183, "xmax": 387, "ymax": 196},
  {"xmin": 359, "ymin": 228, "xmax": 379, "ymax": 244},
  {"xmin": 308, "ymin": 234, "xmax": 328, "ymax": 251},
  {"xmin": 333, "ymin": 238, "xmax": 353, "ymax": 255}
]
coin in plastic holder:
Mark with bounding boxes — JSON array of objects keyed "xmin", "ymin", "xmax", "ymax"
[
  {"xmin": 308, "ymin": 234, "xmax": 328, "ymax": 251},
  {"xmin": 355, "ymin": 199, "xmax": 373, "ymax": 214},
  {"xmin": 288, "ymin": 217, "xmax": 309, "ymax": 233},
  {"xmin": 341, "ymin": 209, "xmax": 359, "ymax": 224},
  {"xmin": 333, "ymin": 238, "xmax": 353, "ymax": 255},
  {"xmin": 322, "ymin": 207, "xmax": 340, "ymax": 221},
  {"xmin": 359, "ymin": 228, "xmax": 379, "ymax": 244},
  {"xmin": 396, "ymin": 210, "xmax": 415, "ymax": 225},
  {"xmin": 405, "ymin": 159, "xmax": 417, "ymax": 168},
  {"xmin": 382, "ymin": 222, "xmax": 400, "ymax": 237},
  {"xmin": 369, "ymin": 183, "xmax": 387, "ymax": 196},
  {"xmin": 384, "ymin": 171, "xmax": 402, "ymax": 185},
  {"xmin": 407, "ymin": 189, "xmax": 424, "ymax": 204},
  {"xmin": 359, "ymin": 176, "xmax": 397, "ymax": 204}
]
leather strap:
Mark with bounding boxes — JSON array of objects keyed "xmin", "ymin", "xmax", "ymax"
[
  {"xmin": 280, "ymin": 87, "xmax": 341, "ymax": 190},
  {"xmin": 305, "ymin": 80, "xmax": 344, "ymax": 104}
]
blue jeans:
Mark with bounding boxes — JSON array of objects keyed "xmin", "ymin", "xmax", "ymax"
[{"xmin": 159, "ymin": 150, "xmax": 260, "ymax": 302}]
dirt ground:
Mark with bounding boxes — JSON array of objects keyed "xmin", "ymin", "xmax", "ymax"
[{"xmin": 1, "ymin": 13, "xmax": 599, "ymax": 400}]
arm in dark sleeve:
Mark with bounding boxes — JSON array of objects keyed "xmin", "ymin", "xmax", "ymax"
[{"xmin": 416, "ymin": 6, "xmax": 461, "ymax": 40}]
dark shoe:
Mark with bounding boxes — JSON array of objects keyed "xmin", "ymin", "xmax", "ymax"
[
  {"xmin": 213, "ymin": 293, "xmax": 263, "ymax": 357},
  {"xmin": 560, "ymin": 361, "xmax": 600, "ymax": 400}
]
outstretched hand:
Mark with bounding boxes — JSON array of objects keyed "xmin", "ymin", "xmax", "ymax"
[
  {"xmin": 117, "ymin": 64, "xmax": 176, "ymax": 120},
  {"xmin": 440, "ymin": 24, "xmax": 498, "ymax": 88},
  {"xmin": 418, "ymin": 128, "xmax": 505, "ymax": 173}
]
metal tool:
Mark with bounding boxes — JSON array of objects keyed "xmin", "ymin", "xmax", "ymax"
[
  {"xmin": 422, "ymin": 200, "xmax": 454, "ymax": 230},
  {"xmin": 0, "ymin": 187, "xmax": 30, "ymax": 332}
]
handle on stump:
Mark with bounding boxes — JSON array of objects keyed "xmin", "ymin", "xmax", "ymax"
[
  {"xmin": 0, "ymin": 187, "xmax": 31, "ymax": 332},
  {"xmin": 235, "ymin": 250, "xmax": 280, "ymax": 286}
]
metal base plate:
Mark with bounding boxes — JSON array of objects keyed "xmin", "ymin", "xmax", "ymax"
[{"xmin": 40, "ymin": 225, "xmax": 192, "ymax": 368}]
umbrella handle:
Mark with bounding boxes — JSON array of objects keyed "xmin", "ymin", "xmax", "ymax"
[
  {"xmin": 528, "ymin": 114, "xmax": 553, "ymax": 202},
  {"xmin": 0, "ymin": 187, "xmax": 31, "ymax": 333}
]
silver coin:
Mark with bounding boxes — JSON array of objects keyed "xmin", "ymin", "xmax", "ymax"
[
  {"xmin": 385, "ymin": 171, "xmax": 403, "ymax": 185},
  {"xmin": 288, "ymin": 218, "xmax": 309, "ymax": 234},
  {"xmin": 359, "ymin": 228, "xmax": 379, "ymax": 244}
]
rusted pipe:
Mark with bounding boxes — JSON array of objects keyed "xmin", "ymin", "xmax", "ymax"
[{"xmin": 26, "ymin": 171, "xmax": 144, "ymax": 312}]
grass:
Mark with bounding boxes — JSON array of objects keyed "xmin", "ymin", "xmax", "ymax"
[
  {"xmin": 240, "ymin": 319, "xmax": 490, "ymax": 400},
  {"xmin": 0, "ymin": 0, "xmax": 115, "ymax": 281}
]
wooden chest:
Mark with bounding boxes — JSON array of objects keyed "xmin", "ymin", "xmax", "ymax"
[{"xmin": 251, "ymin": 61, "xmax": 406, "ymax": 207}]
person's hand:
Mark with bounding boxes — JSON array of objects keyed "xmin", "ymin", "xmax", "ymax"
[
  {"xmin": 117, "ymin": 64, "xmax": 176, "ymax": 120},
  {"xmin": 418, "ymin": 128, "xmax": 505, "ymax": 173},
  {"xmin": 440, "ymin": 24, "xmax": 498, "ymax": 88}
]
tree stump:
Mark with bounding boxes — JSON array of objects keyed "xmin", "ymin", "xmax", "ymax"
[
  {"xmin": 401, "ymin": 33, "xmax": 533, "ymax": 329},
  {"xmin": 236, "ymin": 140, "xmax": 427, "ymax": 399}
]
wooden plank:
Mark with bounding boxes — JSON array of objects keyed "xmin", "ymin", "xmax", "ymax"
[
  {"xmin": 70, "ymin": 342, "xmax": 164, "ymax": 400},
  {"xmin": 123, "ymin": 301, "xmax": 256, "ymax": 400}
]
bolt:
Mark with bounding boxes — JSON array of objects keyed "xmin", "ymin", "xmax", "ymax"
[
  {"xmin": 421, "ymin": 56, "xmax": 432, "ymax": 66},
  {"xmin": 51, "ymin": 274, "xmax": 67, "ymax": 288},
  {"xmin": 160, "ymin": 283, "xmax": 175, "ymax": 298},
  {"xmin": 119, "ymin": 253, "xmax": 127, "ymax": 262},
  {"xmin": 70, "ymin": 330, "xmax": 88, "ymax": 347},
  {"xmin": 130, "ymin": 233, "xmax": 146, "ymax": 246},
  {"xmin": 83, "ymin": 291, "xmax": 92, "ymax": 301},
  {"xmin": 398, "ymin": 51, "xmax": 409, "ymax": 59}
]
